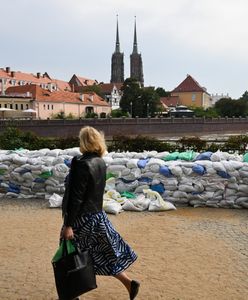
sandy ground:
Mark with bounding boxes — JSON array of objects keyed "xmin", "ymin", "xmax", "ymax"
[{"xmin": 0, "ymin": 199, "xmax": 247, "ymax": 300}]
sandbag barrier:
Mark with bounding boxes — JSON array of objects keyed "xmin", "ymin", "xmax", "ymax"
[{"xmin": 0, "ymin": 148, "xmax": 248, "ymax": 210}]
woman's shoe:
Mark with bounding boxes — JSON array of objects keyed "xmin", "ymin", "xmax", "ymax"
[{"xmin": 130, "ymin": 280, "xmax": 140, "ymax": 300}]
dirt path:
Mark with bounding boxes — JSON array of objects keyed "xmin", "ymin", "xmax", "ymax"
[{"xmin": 0, "ymin": 199, "xmax": 247, "ymax": 300}]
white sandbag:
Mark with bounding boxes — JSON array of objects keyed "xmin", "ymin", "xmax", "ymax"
[
  {"xmin": 126, "ymin": 159, "xmax": 139, "ymax": 169},
  {"xmin": 169, "ymin": 165, "xmax": 183, "ymax": 177},
  {"xmin": 143, "ymin": 189, "xmax": 177, "ymax": 211},
  {"xmin": 49, "ymin": 193, "xmax": 63, "ymax": 208},
  {"xmin": 105, "ymin": 177, "xmax": 116, "ymax": 191},
  {"xmin": 103, "ymin": 200, "xmax": 123, "ymax": 215}
]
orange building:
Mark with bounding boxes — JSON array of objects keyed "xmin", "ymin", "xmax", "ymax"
[{"xmin": 171, "ymin": 74, "xmax": 212, "ymax": 109}]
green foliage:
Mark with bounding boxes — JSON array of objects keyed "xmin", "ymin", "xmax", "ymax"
[
  {"xmin": 120, "ymin": 78, "xmax": 160, "ymax": 117},
  {"xmin": 52, "ymin": 111, "xmax": 65, "ymax": 119},
  {"xmin": 84, "ymin": 112, "xmax": 98, "ymax": 118},
  {"xmin": 190, "ymin": 106, "xmax": 219, "ymax": 118},
  {"xmin": 215, "ymin": 98, "xmax": 248, "ymax": 117},
  {"xmin": 155, "ymin": 87, "xmax": 171, "ymax": 97},
  {"xmin": 109, "ymin": 135, "xmax": 175, "ymax": 152},
  {"xmin": 221, "ymin": 135, "xmax": 248, "ymax": 152},
  {"xmin": 239, "ymin": 90, "xmax": 248, "ymax": 101},
  {"xmin": 82, "ymin": 85, "xmax": 104, "ymax": 98},
  {"xmin": 110, "ymin": 109, "xmax": 129, "ymax": 118},
  {"xmin": 177, "ymin": 136, "xmax": 207, "ymax": 152}
]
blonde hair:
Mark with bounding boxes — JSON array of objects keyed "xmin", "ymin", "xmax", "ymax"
[{"xmin": 79, "ymin": 126, "xmax": 107, "ymax": 157}]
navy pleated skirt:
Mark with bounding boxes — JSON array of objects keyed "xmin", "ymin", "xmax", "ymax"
[{"xmin": 71, "ymin": 211, "xmax": 137, "ymax": 276}]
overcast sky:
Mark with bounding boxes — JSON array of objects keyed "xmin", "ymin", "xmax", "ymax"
[{"xmin": 1, "ymin": 0, "xmax": 248, "ymax": 98}]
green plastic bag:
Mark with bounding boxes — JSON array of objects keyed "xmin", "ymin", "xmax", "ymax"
[
  {"xmin": 52, "ymin": 240, "xmax": 76, "ymax": 263},
  {"xmin": 163, "ymin": 151, "xmax": 180, "ymax": 161},
  {"xmin": 178, "ymin": 150, "xmax": 196, "ymax": 161},
  {"xmin": 39, "ymin": 170, "xmax": 53, "ymax": 179},
  {"xmin": 120, "ymin": 191, "xmax": 136, "ymax": 199},
  {"xmin": 243, "ymin": 152, "xmax": 248, "ymax": 162}
]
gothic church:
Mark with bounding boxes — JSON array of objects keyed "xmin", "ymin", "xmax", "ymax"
[{"xmin": 111, "ymin": 17, "xmax": 144, "ymax": 87}]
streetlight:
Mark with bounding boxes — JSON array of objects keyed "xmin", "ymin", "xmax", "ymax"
[
  {"xmin": 147, "ymin": 103, "xmax": 150, "ymax": 117},
  {"xmin": 130, "ymin": 101, "xmax": 133, "ymax": 118}
]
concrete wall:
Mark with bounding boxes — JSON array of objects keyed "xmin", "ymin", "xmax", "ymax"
[{"xmin": 1, "ymin": 117, "xmax": 248, "ymax": 138}]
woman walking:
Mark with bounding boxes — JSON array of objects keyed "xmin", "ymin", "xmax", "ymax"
[{"xmin": 61, "ymin": 126, "xmax": 140, "ymax": 299}]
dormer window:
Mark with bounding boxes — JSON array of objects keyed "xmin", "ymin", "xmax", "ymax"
[{"xmin": 11, "ymin": 80, "xmax": 16, "ymax": 85}]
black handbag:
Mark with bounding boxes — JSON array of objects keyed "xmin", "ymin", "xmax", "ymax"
[{"xmin": 52, "ymin": 241, "xmax": 97, "ymax": 300}]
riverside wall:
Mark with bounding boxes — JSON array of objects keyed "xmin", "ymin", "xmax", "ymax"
[{"xmin": 0, "ymin": 117, "xmax": 248, "ymax": 138}]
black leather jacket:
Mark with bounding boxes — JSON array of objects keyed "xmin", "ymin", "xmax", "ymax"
[{"xmin": 62, "ymin": 152, "xmax": 106, "ymax": 226}]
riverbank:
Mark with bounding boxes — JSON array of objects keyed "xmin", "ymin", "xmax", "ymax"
[{"xmin": 0, "ymin": 198, "xmax": 247, "ymax": 299}]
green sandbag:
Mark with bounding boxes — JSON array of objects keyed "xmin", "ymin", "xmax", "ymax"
[
  {"xmin": 39, "ymin": 170, "xmax": 53, "ymax": 179},
  {"xmin": 106, "ymin": 172, "xmax": 116, "ymax": 180},
  {"xmin": 121, "ymin": 191, "xmax": 136, "ymax": 199},
  {"xmin": 178, "ymin": 151, "xmax": 196, "ymax": 161},
  {"xmin": 52, "ymin": 240, "xmax": 76, "ymax": 263},
  {"xmin": 243, "ymin": 152, "xmax": 248, "ymax": 162},
  {"xmin": 162, "ymin": 151, "xmax": 180, "ymax": 161}
]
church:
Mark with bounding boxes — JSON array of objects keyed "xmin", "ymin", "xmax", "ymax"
[{"xmin": 110, "ymin": 17, "xmax": 144, "ymax": 87}]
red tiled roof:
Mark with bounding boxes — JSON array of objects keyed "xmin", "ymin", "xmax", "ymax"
[
  {"xmin": 5, "ymin": 85, "xmax": 110, "ymax": 106},
  {"xmin": 172, "ymin": 74, "xmax": 207, "ymax": 93},
  {"xmin": 99, "ymin": 83, "xmax": 123, "ymax": 93},
  {"xmin": 160, "ymin": 96, "xmax": 180, "ymax": 108},
  {"xmin": 0, "ymin": 67, "xmax": 71, "ymax": 91},
  {"xmin": 75, "ymin": 76, "xmax": 98, "ymax": 86}
]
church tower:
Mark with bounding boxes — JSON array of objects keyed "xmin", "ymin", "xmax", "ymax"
[
  {"xmin": 111, "ymin": 16, "xmax": 124, "ymax": 83},
  {"xmin": 130, "ymin": 17, "xmax": 144, "ymax": 86}
]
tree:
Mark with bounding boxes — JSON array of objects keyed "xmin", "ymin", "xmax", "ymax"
[
  {"xmin": 155, "ymin": 87, "xmax": 171, "ymax": 97},
  {"xmin": 239, "ymin": 90, "xmax": 248, "ymax": 101},
  {"xmin": 215, "ymin": 98, "xmax": 248, "ymax": 117},
  {"xmin": 79, "ymin": 85, "xmax": 104, "ymax": 98},
  {"xmin": 120, "ymin": 78, "xmax": 160, "ymax": 117},
  {"xmin": 120, "ymin": 78, "xmax": 142, "ymax": 117}
]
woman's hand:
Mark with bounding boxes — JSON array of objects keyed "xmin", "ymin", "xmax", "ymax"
[{"xmin": 61, "ymin": 226, "xmax": 74, "ymax": 240}]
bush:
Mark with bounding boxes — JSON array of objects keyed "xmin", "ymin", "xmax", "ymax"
[
  {"xmin": 177, "ymin": 136, "xmax": 207, "ymax": 152},
  {"xmin": 108, "ymin": 135, "xmax": 175, "ymax": 152}
]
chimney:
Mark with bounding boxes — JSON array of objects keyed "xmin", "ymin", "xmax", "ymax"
[
  {"xmin": 6, "ymin": 67, "xmax": 10, "ymax": 73},
  {"xmin": 89, "ymin": 94, "xmax": 94, "ymax": 102},
  {"xmin": 48, "ymin": 83, "xmax": 53, "ymax": 92},
  {"xmin": 37, "ymin": 72, "xmax": 41, "ymax": 79},
  {"xmin": 1, "ymin": 79, "xmax": 5, "ymax": 95},
  {"xmin": 11, "ymin": 71, "xmax": 15, "ymax": 77},
  {"xmin": 79, "ymin": 94, "xmax": 84, "ymax": 101}
]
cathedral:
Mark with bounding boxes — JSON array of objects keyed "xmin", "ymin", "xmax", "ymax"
[{"xmin": 111, "ymin": 17, "xmax": 144, "ymax": 87}]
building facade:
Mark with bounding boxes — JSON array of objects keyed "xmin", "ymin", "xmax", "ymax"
[
  {"xmin": 4, "ymin": 85, "xmax": 111, "ymax": 119},
  {"xmin": 171, "ymin": 74, "xmax": 212, "ymax": 109}
]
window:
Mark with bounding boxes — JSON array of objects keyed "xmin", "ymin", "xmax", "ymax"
[
  {"xmin": 51, "ymin": 105, "xmax": 54, "ymax": 110},
  {"xmin": 48, "ymin": 104, "xmax": 50, "ymax": 110},
  {"xmin": 21, "ymin": 104, "xmax": 23, "ymax": 110},
  {"xmin": 26, "ymin": 104, "xmax": 29, "ymax": 109},
  {"xmin": 192, "ymin": 94, "xmax": 196, "ymax": 102},
  {"xmin": 43, "ymin": 104, "xmax": 46, "ymax": 109},
  {"xmin": 10, "ymin": 104, "xmax": 13, "ymax": 109},
  {"xmin": 4, "ymin": 104, "xmax": 7, "ymax": 108},
  {"xmin": 0, "ymin": 104, "xmax": 1, "ymax": 108},
  {"xmin": 15, "ymin": 104, "xmax": 18, "ymax": 110}
]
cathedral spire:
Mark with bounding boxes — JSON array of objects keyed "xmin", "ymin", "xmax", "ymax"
[
  {"xmin": 115, "ymin": 15, "xmax": 120, "ymax": 53},
  {"xmin": 130, "ymin": 16, "xmax": 144, "ymax": 86},
  {"xmin": 111, "ymin": 15, "xmax": 124, "ymax": 83},
  {"xmin": 132, "ymin": 16, "xmax": 138, "ymax": 54}
]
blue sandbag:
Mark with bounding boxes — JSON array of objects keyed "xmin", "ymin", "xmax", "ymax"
[
  {"xmin": 159, "ymin": 166, "xmax": 172, "ymax": 177},
  {"xmin": 150, "ymin": 183, "xmax": 165, "ymax": 194},
  {"xmin": 192, "ymin": 164, "xmax": 206, "ymax": 175},
  {"xmin": 194, "ymin": 151, "xmax": 213, "ymax": 161},
  {"xmin": 217, "ymin": 170, "xmax": 231, "ymax": 178},
  {"xmin": 137, "ymin": 158, "xmax": 150, "ymax": 169}
]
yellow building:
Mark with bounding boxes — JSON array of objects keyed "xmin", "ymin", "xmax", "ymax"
[{"xmin": 171, "ymin": 74, "xmax": 212, "ymax": 109}]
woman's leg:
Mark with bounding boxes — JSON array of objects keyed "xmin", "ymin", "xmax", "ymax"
[
  {"xmin": 114, "ymin": 272, "xmax": 140, "ymax": 299},
  {"xmin": 114, "ymin": 271, "xmax": 132, "ymax": 292}
]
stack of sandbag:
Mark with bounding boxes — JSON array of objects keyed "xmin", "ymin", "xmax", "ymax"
[
  {"xmin": 0, "ymin": 148, "xmax": 80, "ymax": 200},
  {"xmin": 104, "ymin": 150, "xmax": 248, "ymax": 209},
  {"xmin": 0, "ymin": 148, "xmax": 248, "ymax": 210}
]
